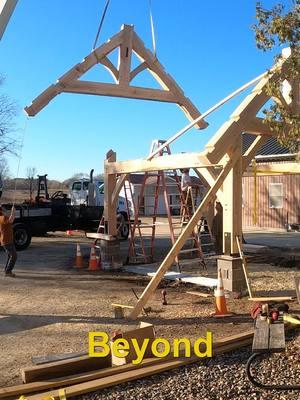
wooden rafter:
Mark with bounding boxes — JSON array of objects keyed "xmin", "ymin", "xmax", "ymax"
[
  {"xmin": 204, "ymin": 54, "xmax": 290, "ymax": 164},
  {"xmin": 24, "ymin": 24, "xmax": 207, "ymax": 128}
]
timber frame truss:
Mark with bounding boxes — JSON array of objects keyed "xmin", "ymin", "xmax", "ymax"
[
  {"xmin": 25, "ymin": 25, "xmax": 207, "ymax": 129},
  {"xmin": 25, "ymin": 26, "xmax": 299, "ymax": 320}
]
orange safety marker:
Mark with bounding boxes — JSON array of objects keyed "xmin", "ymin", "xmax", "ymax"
[
  {"xmin": 74, "ymin": 244, "xmax": 84, "ymax": 269},
  {"xmin": 88, "ymin": 244, "xmax": 99, "ymax": 271},
  {"xmin": 212, "ymin": 268, "xmax": 234, "ymax": 318}
]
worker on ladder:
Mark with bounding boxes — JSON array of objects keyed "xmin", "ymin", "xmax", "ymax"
[{"xmin": 180, "ymin": 168, "xmax": 193, "ymax": 216}]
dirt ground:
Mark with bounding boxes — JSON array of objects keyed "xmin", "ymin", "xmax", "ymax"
[{"xmin": 0, "ymin": 223, "xmax": 299, "ymax": 389}]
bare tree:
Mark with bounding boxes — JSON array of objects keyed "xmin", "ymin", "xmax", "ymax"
[
  {"xmin": 26, "ymin": 166, "xmax": 37, "ymax": 201},
  {"xmin": 0, "ymin": 158, "xmax": 9, "ymax": 180},
  {"xmin": 0, "ymin": 75, "xmax": 18, "ymax": 157}
]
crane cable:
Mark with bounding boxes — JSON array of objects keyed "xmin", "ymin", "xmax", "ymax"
[
  {"xmin": 92, "ymin": 0, "xmax": 111, "ymax": 51},
  {"xmin": 92, "ymin": 0, "xmax": 157, "ymax": 57},
  {"xmin": 148, "ymin": 0, "xmax": 157, "ymax": 58},
  {"xmin": 12, "ymin": 116, "xmax": 29, "ymax": 207}
]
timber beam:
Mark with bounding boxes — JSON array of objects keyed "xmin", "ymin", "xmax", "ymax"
[{"xmin": 105, "ymin": 153, "xmax": 217, "ymax": 175}]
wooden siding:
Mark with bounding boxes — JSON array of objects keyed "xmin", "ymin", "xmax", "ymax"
[{"xmin": 242, "ymin": 173, "xmax": 300, "ymax": 229}]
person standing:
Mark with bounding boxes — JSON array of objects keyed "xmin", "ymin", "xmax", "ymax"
[{"xmin": 0, "ymin": 205, "xmax": 17, "ymax": 277}]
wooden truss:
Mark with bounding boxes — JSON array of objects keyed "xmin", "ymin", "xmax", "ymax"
[{"xmin": 24, "ymin": 24, "xmax": 207, "ymax": 129}]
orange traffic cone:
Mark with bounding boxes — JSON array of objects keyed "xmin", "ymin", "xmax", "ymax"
[
  {"xmin": 88, "ymin": 244, "xmax": 99, "ymax": 271},
  {"xmin": 212, "ymin": 269, "xmax": 234, "ymax": 318},
  {"xmin": 74, "ymin": 244, "xmax": 83, "ymax": 269}
]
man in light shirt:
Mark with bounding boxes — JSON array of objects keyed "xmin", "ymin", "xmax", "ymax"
[{"xmin": 181, "ymin": 168, "xmax": 193, "ymax": 215}]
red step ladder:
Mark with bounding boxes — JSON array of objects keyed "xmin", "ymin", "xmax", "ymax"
[{"xmin": 124, "ymin": 140, "xmax": 207, "ymax": 270}]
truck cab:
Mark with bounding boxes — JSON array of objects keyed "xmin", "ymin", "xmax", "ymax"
[
  {"xmin": 70, "ymin": 179, "xmax": 103, "ymax": 206},
  {"xmin": 69, "ymin": 178, "xmax": 130, "ymax": 240}
]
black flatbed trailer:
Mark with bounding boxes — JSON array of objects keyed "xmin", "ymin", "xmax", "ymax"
[{"xmin": 1, "ymin": 200, "xmax": 106, "ymax": 250}]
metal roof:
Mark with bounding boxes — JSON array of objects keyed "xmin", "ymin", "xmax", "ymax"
[{"xmin": 242, "ymin": 133, "xmax": 292, "ymax": 157}]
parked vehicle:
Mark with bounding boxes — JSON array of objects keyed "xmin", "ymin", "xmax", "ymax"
[{"xmin": 2, "ymin": 172, "xmax": 130, "ymax": 250}]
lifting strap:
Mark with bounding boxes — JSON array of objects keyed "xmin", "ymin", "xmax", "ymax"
[
  {"xmin": 148, "ymin": 0, "xmax": 157, "ymax": 57},
  {"xmin": 92, "ymin": 0, "xmax": 111, "ymax": 51}
]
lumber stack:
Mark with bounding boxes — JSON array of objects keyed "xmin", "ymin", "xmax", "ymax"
[
  {"xmin": 0, "ymin": 330, "xmax": 254, "ymax": 400},
  {"xmin": 1, "ymin": 323, "xmax": 299, "ymax": 400}
]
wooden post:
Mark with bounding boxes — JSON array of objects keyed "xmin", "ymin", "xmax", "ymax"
[
  {"xmin": 118, "ymin": 25, "xmax": 133, "ymax": 86},
  {"xmin": 222, "ymin": 141, "xmax": 243, "ymax": 255},
  {"xmin": 129, "ymin": 154, "xmax": 237, "ymax": 320},
  {"xmin": 104, "ymin": 150, "xmax": 117, "ymax": 236}
]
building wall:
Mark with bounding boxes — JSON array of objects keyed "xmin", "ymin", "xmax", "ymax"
[{"xmin": 242, "ymin": 173, "xmax": 300, "ymax": 229}]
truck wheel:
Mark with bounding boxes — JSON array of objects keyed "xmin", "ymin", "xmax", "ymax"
[
  {"xmin": 117, "ymin": 213, "xmax": 129, "ymax": 240},
  {"xmin": 13, "ymin": 223, "xmax": 32, "ymax": 250}
]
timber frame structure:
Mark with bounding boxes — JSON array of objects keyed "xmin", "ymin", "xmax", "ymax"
[
  {"xmin": 25, "ymin": 26, "xmax": 299, "ymax": 320},
  {"xmin": 25, "ymin": 24, "xmax": 207, "ymax": 129}
]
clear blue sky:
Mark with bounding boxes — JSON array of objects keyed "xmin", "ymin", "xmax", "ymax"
[{"xmin": 0, "ymin": 0, "xmax": 292, "ymax": 181}]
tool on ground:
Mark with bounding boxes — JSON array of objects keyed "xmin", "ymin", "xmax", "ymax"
[
  {"xmin": 250, "ymin": 302, "xmax": 289, "ymax": 321},
  {"xmin": 283, "ymin": 314, "xmax": 300, "ymax": 325},
  {"xmin": 161, "ymin": 289, "xmax": 167, "ymax": 305},
  {"xmin": 212, "ymin": 268, "xmax": 234, "ymax": 318}
]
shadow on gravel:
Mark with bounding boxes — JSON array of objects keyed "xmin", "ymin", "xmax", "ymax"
[{"xmin": 0, "ymin": 313, "xmax": 137, "ymax": 335}]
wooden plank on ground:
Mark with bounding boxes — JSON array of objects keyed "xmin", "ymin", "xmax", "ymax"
[
  {"xmin": 85, "ymin": 232, "xmax": 115, "ymax": 241},
  {"xmin": 186, "ymin": 291, "xmax": 212, "ymax": 298},
  {"xmin": 248, "ymin": 296, "xmax": 294, "ymax": 302},
  {"xmin": 25, "ymin": 333, "xmax": 254, "ymax": 400},
  {"xmin": 111, "ymin": 303, "xmax": 134, "ymax": 309},
  {"xmin": 0, "ymin": 330, "xmax": 254, "ymax": 399},
  {"xmin": 252, "ymin": 319, "xmax": 269, "ymax": 353},
  {"xmin": 21, "ymin": 354, "xmax": 112, "ymax": 384},
  {"xmin": 269, "ymin": 323, "xmax": 285, "ymax": 353},
  {"xmin": 0, "ymin": 358, "xmax": 162, "ymax": 399}
]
